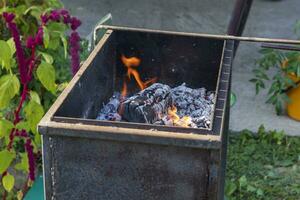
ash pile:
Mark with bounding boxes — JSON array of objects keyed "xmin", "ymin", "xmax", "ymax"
[{"xmin": 97, "ymin": 83, "xmax": 215, "ymax": 129}]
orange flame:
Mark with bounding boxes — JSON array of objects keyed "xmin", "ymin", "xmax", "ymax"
[
  {"xmin": 167, "ymin": 106, "xmax": 192, "ymax": 127},
  {"xmin": 119, "ymin": 55, "xmax": 157, "ymax": 115},
  {"xmin": 121, "ymin": 55, "xmax": 157, "ymax": 91}
]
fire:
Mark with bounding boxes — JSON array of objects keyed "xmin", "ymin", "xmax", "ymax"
[
  {"xmin": 166, "ymin": 106, "xmax": 193, "ymax": 127},
  {"xmin": 119, "ymin": 55, "xmax": 192, "ymax": 128},
  {"xmin": 121, "ymin": 55, "xmax": 157, "ymax": 91},
  {"xmin": 119, "ymin": 55, "xmax": 157, "ymax": 115}
]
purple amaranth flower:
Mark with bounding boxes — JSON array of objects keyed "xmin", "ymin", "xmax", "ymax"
[
  {"xmin": 3, "ymin": 12, "xmax": 28, "ymax": 84},
  {"xmin": 15, "ymin": 130, "xmax": 28, "ymax": 137},
  {"xmin": 40, "ymin": 14, "xmax": 49, "ymax": 25},
  {"xmin": 38, "ymin": 9, "xmax": 82, "ymax": 77},
  {"xmin": 60, "ymin": 9, "xmax": 69, "ymax": 16},
  {"xmin": 70, "ymin": 17, "xmax": 81, "ymax": 30},
  {"xmin": 63, "ymin": 14, "xmax": 71, "ymax": 24},
  {"xmin": 25, "ymin": 138, "xmax": 35, "ymax": 181},
  {"xmin": 59, "ymin": 9, "xmax": 71, "ymax": 24},
  {"xmin": 26, "ymin": 36, "xmax": 35, "ymax": 49},
  {"xmin": 35, "ymin": 27, "xmax": 43, "ymax": 45},
  {"xmin": 69, "ymin": 31, "xmax": 81, "ymax": 75},
  {"xmin": 2, "ymin": 12, "xmax": 14, "ymax": 22},
  {"xmin": 49, "ymin": 10, "xmax": 61, "ymax": 21}
]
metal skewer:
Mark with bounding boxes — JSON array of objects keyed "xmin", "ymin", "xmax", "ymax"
[
  {"xmin": 261, "ymin": 43, "xmax": 300, "ymax": 51},
  {"xmin": 99, "ymin": 25, "xmax": 300, "ymax": 45}
]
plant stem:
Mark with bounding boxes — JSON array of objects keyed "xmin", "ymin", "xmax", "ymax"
[{"xmin": 2, "ymin": 191, "xmax": 7, "ymax": 200}]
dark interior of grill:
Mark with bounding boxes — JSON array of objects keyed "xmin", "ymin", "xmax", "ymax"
[{"xmin": 54, "ymin": 29, "xmax": 225, "ymax": 131}]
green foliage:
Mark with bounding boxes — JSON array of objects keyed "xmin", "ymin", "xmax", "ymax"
[
  {"xmin": 226, "ymin": 126, "xmax": 300, "ymax": 200},
  {"xmin": 0, "ymin": 0, "xmax": 89, "ymax": 197},
  {"xmin": 37, "ymin": 62, "xmax": 57, "ymax": 94},
  {"xmin": 250, "ymin": 23, "xmax": 300, "ymax": 115},
  {"xmin": 0, "ymin": 40, "xmax": 13, "ymax": 69},
  {"xmin": 15, "ymin": 153, "xmax": 29, "ymax": 173},
  {"xmin": 0, "ymin": 74, "xmax": 20, "ymax": 109},
  {"xmin": 0, "ymin": 0, "xmax": 63, "ymax": 38},
  {"xmin": 2, "ymin": 173, "xmax": 15, "ymax": 192},
  {"xmin": 24, "ymin": 100, "xmax": 44, "ymax": 135},
  {"xmin": 0, "ymin": 150, "xmax": 16, "ymax": 174},
  {"xmin": 0, "ymin": 119, "xmax": 14, "ymax": 139}
]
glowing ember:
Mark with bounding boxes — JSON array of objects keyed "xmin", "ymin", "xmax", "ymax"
[{"xmin": 163, "ymin": 106, "xmax": 195, "ymax": 127}]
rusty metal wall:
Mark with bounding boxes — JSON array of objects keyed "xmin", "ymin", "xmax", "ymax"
[{"xmin": 42, "ymin": 134, "xmax": 219, "ymax": 200}]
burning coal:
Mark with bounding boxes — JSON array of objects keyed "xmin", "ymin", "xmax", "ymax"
[{"xmin": 96, "ymin": 55, "xmax": 215, "ymax": 129}]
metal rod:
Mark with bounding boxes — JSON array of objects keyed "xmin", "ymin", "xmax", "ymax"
[
  {"xmin": 261, "ymin": 43, "xmax": 300, "ymax": 51},
  {"xmin": 227, "ymin": 0, "xmax": 253, "ymax": 36},
  {"xmin": 99, "ymin": 25, "xmax": 300, "ymax": 45},
  {"xmin": 227, "ymin": 0, "xmax": 254, "ymax": 57}
]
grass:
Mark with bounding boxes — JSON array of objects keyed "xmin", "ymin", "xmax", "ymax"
[{"xmin": 226, "ymin": 125, "xmax": 300, "ymax": 200}]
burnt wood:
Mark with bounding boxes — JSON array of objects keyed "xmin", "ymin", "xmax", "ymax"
[{"xmin": 121, "ymin": 83, "xmax": 173, "ymax": 123}]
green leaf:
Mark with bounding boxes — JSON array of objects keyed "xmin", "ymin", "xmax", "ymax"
[
  {"xmin": 17, "ymin": 190, "xmax": 24, "ymax": 200},
  {"xmin": 256, "ymin": 188, "xmax": 264, "ymax": 196},
  {"xmin": 57, "ymin": 82, "xmax": 68, "ymax": 92},
  {"xmin": 29, "ymin": 90, "xmax": 41, "ymax": 104},
  {"xmin": 60, "ymin": 35, "xmax": 68, "ymax": 58},
  {"xmin": 255, "ymin": 83, "xmax": 260, "ymax": 95},
  {"xmin": 47, "ymin": 22, "xmax": 67, "ymax": 35},
  {"xmin": 249, "ymin": 78, "xmax": 257, "ymax": 83},
  {"xmin": 0, "ymin": 119, "xmax": 14, "ymax": 138},
  {"xmin": 275, "ymin": 101, "xmax": 283, "ymax": 115},
  {"xmin": 13, "ymin": 5, "xmax": 27, "ymax": 17},
  {"xmin": 39, "ymin": 51, "xmax": 53, "ymax": 64},
  {"xmin": 297, "ymin": 65, "xmax": 300, "ymax": 77},
  {"xmin": 15, "ymin": 153, "xmax": 29, "ymax": 172},
  {"xmin": 259, "ymin": 48, "xmax": 273, "ymax": 54},
  {"xmin": 0, "ymin": 74, "xmax": 20, "ymax": 109},
  {"xmin": 7, "ymin": 38, "xmax": 16, "ymax": 55},
  {"xmin": 266, "ymin": 95, "xmax": 277, "ymax": 104},
  {"xmin": 0, "ymin": 40, "xmax": 12, "ymax": 69},
  {"xmin": 48, "ymin": 38, "xmax": 60, "ymax": 50},
  {"xmin": 25, "ymin": 6, "xmax": 42, "ymax": 20},
  {"xmin": 37, "ymin": 62, "xmax": 56, "ymax": 94},
  {"xmin": 239, "ymin": 175, "xmax": 247, "ymax": 188},
  {"xmin": 0, "ymin": 150, "xmax": 16, "ymax": 174},
  {"xmin": 15, "ymin": 121, "xmax": 30, "ymax": 132},
  {"xmin": 34, "ymin": 132, "xmax": 41, "ymax": 147},
  {"xmin": 246, "ymin": 185, "xmax": 256, "ymax": 192},
  {"xmin": 2, "ymin": 173, "xmax": 15, "ymax": 192},
  {"xmin": 225, "ymin": 180, "xmax": 237, "ymax": 196},
  {"xmin": 43, "ymin": 26, "xmax": 50, "ymax": 49},
  {"xmin": 24, "ymin": 100, "xmax": 44, "ymax": 134},
  {"xmin": 24, "ymin": 6, "xmax": 39, "ymax": 15}
]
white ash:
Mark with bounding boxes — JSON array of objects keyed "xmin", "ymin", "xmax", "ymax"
[
  {"xmin": 171, "ymin": 83, "xmax": 214, "ymax": 128},
  {"xmin": 122, "ymin": 83, "xmax": 172, "ymax": 123},
  {"xmin": 96, "ymin": 92, "xmax": 122, "ymax": 121},
  {"xmin": 96, "ymin": 83, "xmax": 215, "ymax": 129}
]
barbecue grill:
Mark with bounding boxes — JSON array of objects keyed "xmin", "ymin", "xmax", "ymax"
[
  {"xmin": 38, "ymin": 1, "xmax": 300, "ymax": 199},
  {"xmin": 39, "ymin": 27, "xmax": 234, "ymax": 200}
]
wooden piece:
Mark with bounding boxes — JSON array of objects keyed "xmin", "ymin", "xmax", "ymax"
[{"xmin": 121, "ymin": 83, "xmax": 173, "ymax": 123}]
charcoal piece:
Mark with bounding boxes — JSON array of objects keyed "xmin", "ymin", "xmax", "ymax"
[
  {"xmin": 120, "ymin": 83, "xmax": 173, "ymax": 123},
  {"xmin": 171, "ymin": 83, "xmax": 215, "ymax": 128},
  {"xmin": 97, "ymin": 92, "xmax": 122, "ymax": 121}
]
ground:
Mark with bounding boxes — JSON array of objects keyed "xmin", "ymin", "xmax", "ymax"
[{"xmin": 62, "ymin": 0, "xmax": 300, "ymax": 135}]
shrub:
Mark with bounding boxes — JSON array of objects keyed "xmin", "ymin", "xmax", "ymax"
[{"xmin": 0, "ymin": 0, "xmax": 84, "ymax": 198}]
